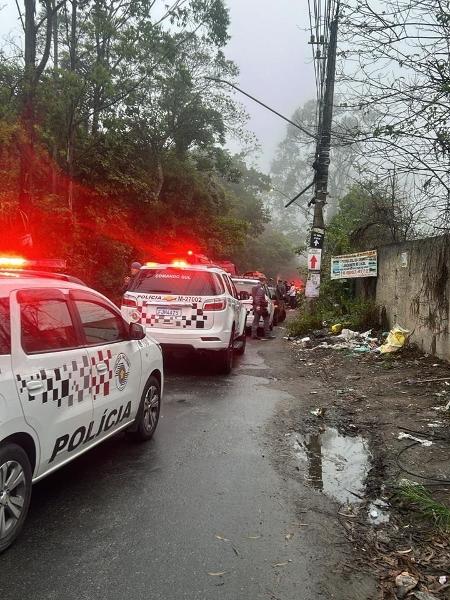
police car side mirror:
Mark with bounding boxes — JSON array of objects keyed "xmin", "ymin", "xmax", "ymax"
[
  {"xmin": 129, "ymin": 322, "xmax": 146, "ymax": 340},
  {"xmin": 239, "ymin": 291, "xmax": 250, "ymax": 300}
]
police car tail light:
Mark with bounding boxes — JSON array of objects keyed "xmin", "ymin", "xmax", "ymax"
[
  {"xmin": 122, "ymin": 296, "xmax": 137, "ymax": 308},
  {"xmin": 203, "ymin": 298, "xmax": 226, "ymax": 311}
]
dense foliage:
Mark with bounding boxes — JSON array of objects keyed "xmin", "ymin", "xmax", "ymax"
[{"xmin": 0, "ymin": 0, "xmax": 296, "ymax": 295}]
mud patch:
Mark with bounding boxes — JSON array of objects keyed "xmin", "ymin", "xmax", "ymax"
[{"xmin": 287, "ymin": 427, "xmax": 371, "ymax": 504}]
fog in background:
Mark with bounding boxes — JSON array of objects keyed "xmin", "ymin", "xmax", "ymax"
[{"xmin": 225, "ymin": 0, "xmax": 316, "ymax": 172}]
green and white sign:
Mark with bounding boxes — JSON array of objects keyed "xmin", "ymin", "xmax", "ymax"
[{"xmin": 331, "ymin": 250, "xmax": 377, "ymax": 280}]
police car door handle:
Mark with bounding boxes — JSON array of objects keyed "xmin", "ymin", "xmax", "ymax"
[
  {"xmin": 96, "ymin": 362, "xmax": 108, "ymax": 373},
  {"xmin": 26, "ymin": 380, "xmax": 44, "ymax": 392}
]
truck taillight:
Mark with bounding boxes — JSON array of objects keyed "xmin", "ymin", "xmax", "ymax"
[
  {"xmin": 122, "ymin": 297, "xmax": 137, "ymax": 308},
  {"xmin": 203, "ymin": 299, "xmax": 226, "ymax": 311}
]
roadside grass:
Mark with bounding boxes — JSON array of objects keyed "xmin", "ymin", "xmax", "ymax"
[
  {"xmin": 397, "ymin": 480, "xmax": 450, "ymax": 532},
  {"xmin": 287, "ymin": 298, "xmax": 379, "ymax": 337},
  {"xmin": 288, "ymin": 313, "xmax": 323, "ymax": 336}
]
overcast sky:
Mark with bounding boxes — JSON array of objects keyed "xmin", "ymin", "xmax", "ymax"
[
  {"xmin": 225, "ymin": 0, "xmax": 316, "ymax": 171},
  {"xmin": 0, "ymin": 1, "xmax": 316, "ymax": 173}
]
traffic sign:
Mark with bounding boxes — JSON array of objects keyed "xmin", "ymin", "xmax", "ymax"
[
  {"xmin": 308, "ymin": 249, "xmax": 322, "ymax": 271},
  {"xmin": 310, "ymin": 230, "xmax": 324, "ymax": 249}
]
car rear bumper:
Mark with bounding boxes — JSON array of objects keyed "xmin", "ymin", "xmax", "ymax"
[{"xmin": 142, "ymin": 327, "xmax": 231, "ymax": 350}]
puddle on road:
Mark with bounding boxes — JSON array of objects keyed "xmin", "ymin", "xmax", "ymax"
[{"xmin": 288, "ymin": 427, "xmax": 371, "ymax": 505}]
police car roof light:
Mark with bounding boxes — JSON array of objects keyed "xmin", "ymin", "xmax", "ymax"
[
  {"xmin": 0, "ymin": 257, "xmax": 67, "ymax": 269},
  {"xmin": 0, "ymin": 269, "xmax": 85, "ymax": 285},
  {"xmin": 0, "ymin": 256, "xmax": 27, "ymax": 267}
]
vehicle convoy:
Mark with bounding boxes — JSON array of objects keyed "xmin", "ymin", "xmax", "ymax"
[
  {"xmin": 231, "ymin": 277, "xmax": 274, "ymax": 332},
  {"xmin": 0, "ymin": 265, "xmax": 163, "ymax": 553},
  {"xmin": 121, "ymin": 263, "xmax": 247, "ymax": 373}
]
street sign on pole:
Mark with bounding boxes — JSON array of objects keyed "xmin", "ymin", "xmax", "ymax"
[
  {"xmin": 310, "ymin": 229, "xmax": 324, "ymax": 249},
  {"xmin": 305, "ymin": 272, "xmax": 320, "ymax": 298},
  {"xmin": 308, "ymin": 249, "xmax": 322, "ymax": 271}
]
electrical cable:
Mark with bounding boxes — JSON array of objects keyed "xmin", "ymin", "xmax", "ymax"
[{"xmin": 396, "ymin": 440, "xmax": 450, "ymax": 485}]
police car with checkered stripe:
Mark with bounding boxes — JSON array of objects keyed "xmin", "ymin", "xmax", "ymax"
[
  {"xmin": 121, "ymin": 262, "xmax": 247, "ymax": 373},
  {"xmin": 0, "ymin": 261, "xmax": 163, "ymax": 553}
]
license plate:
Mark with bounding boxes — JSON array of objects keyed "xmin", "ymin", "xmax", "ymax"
[{"xmin": 156, "ymin": 307, "xmax": 182, "ymax": 317}]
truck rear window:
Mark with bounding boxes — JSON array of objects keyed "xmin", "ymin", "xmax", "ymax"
[{"xmin": 129, "ymin": 269, "xmax": 224, "ymax": 296}]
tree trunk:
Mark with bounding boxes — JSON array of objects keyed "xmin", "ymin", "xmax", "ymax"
[
  {"xmin": 20, "ymin": 0, "xmax": 54, "ymax": 216},
  {"xmin": 66, "ymin": 0, "xmax": 77, "ymax": 214},
  {"xmin": 19, "ymin": 0, "xmax": 38, "ymax": 218},
  {"xmin": 51, "ymin": 0, "xmax": 59, "ymax": 194}
]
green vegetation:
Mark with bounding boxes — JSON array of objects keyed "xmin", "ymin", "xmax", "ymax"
[
  {"xmin": 288, "ymin": 296, "xmax": 379, "ymax": 337},
  {"xmin": 286, "ymin": 180, "xmax": 418, "ymax": 337},
  {"xmin": 0, "ymin": 1, "xmax": 296, "ymax": 296},
  {"xmin": 397, "ymin": 480, "xmax": 450, "ymax": 533}
]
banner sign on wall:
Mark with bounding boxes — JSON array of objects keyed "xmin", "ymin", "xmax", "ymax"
[{"xmin": 331, "ymin": 250, "xmax": 378, "ymax": 280}]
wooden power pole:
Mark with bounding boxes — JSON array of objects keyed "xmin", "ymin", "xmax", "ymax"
[{"xmin": 305, "ymin": 9, "xmax": 339, "ymax": 299}]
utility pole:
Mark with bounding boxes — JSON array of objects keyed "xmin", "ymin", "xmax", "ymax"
[{"xmin": 305, "ymin": 8, "xmax": 339, "ymax": 299}]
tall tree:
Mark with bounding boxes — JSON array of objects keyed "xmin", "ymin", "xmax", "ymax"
[{"xmin": 338, "ymin": 0, "xmax": 450, "ymax": 230}]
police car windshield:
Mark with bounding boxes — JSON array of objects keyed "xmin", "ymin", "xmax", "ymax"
[{"xmin": 129, "ymin": 268, "xmax": 224, "ymax": 296}]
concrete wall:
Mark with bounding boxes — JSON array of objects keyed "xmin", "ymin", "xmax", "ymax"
[{"xmin": 376, "ymin": 236, "xmax": 450, "ymax": 360}]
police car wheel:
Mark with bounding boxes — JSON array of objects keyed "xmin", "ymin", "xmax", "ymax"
[
  {"xmin": 0, "ymin": 444, "xmax": 32, "ymax": 554},
  {"xmin": 130, "ymin": 376, "xmax": 161, "ymax": 442},
  {"xmin": 216, "ymin": 330, "xmax": 234, "ymax": 374},
  {"xmin": 234, "ymin": 331, "xmax": 246, "ymax": 356}
]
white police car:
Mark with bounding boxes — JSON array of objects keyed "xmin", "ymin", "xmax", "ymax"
[
  {"xmin": 231, "ymin": 277, "xmax": 275, "ymax": 332},
  {"xmin": 121, "ymin": 262, "xmax": 247, "ymax": 373},
  {"xmin": 0, "ymin": 266, "xmax": 163, "ymax": 553}
]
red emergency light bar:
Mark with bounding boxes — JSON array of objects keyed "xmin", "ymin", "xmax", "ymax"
[
  {"xmin": 144, "ymin": 260, "xmax": 188, "ymax": 268},
  {"xmin": 171, "ymin": 260, "xmax": 187, "ymax": 268},
  {"xmin": 0, "ymin": 257, "xmax": 67, "ymax": 269}
]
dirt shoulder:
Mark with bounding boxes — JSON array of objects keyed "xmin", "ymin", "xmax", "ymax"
[{"xmin": 259, "ymin": 318, "xmax": 450, "ymax": 600}]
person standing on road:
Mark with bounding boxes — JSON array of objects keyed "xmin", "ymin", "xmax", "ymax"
[
  {"xmin": 288, "ymin": 282, "xmax": 297, "ymax": 309},
  {"xmin": 276, "ymin": 279, "xmax": 286, "ymax": 300},
  {"xmin": 121, "ymin": 261, "xmax": 142, "ymax": 294},
  {"xmin": 251, "ymin": 276, "xmax": 274, "ymax": 340},
  {"xmin": 276, "ymin": 279, "xmax": 286, "ymax": 316}
]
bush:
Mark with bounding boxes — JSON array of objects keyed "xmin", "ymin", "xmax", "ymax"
[
  {"xmin": 320, "ymin": 298, "xmax": 379, "ymax": 331},
  {"xmin": 288, "ymin": 313, "xmax": 323, "ymax": 336},
  {"xmin": 287, "ymin": 298, "xmax": 379, "ymax": 336}
]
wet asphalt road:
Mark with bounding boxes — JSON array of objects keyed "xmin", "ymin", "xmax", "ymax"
[{"xmin": 0, "ymin": 334, "xmax": 362, "ymax": 600}]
